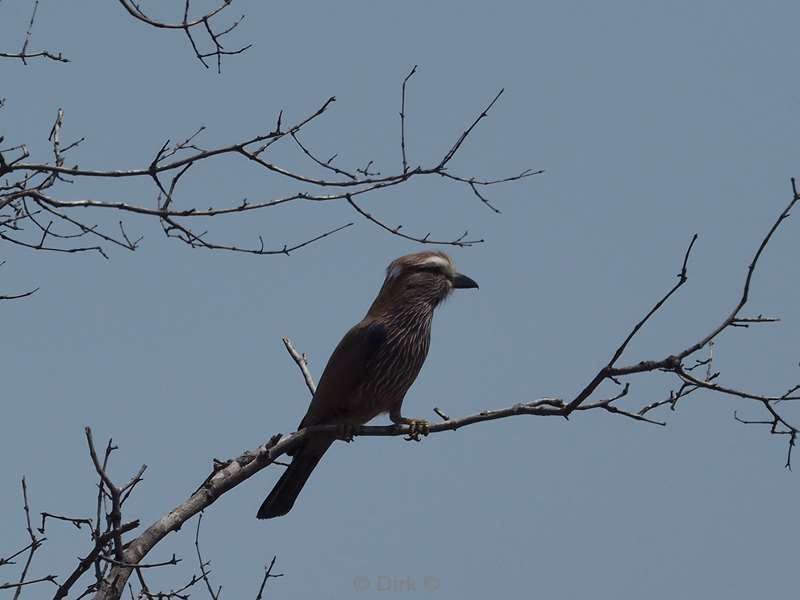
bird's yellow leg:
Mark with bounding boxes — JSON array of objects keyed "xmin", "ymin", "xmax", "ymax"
[{"xmin": 389, "ymin": 409, "xmax": 430, "ymax": 441}]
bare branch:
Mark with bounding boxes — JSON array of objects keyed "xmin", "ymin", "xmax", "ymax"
[
  {"xmin": 85, "ymin": 428, "xmax": 147, "ymax": 561},
  {"xmin": 193, "ymin": 514, "xmax": 220, "ymax": 600},
  {"xmin": 0, "ymin": 0, "xmax": 69, "ymax": 64},
  {"xmin": 3, "ymin": 478, "xmax": 54, "ymax": 598},
  {"xmin": 3, "ymin": 81, "xmax": 534, "ymax": 261},
  {"xmin": 52, "ymin": 521, "xmax": 140, "ymax": 600},
  {"xmin": 400, "ymin": 65, "xmax": 417, "ymax": 174},
  {"xmin": 563, "ymin": 179, "xmax": 798, "ymax": 423},
  {"xmin": 0, "ymin": 49, "xmax": 68, "ymax": 63},
  {"xmin": 0, "ymin": 574, "xmax": 58, "ymax": 591},
  {"xmin": 116, "ymin": 0, "xmax": 250, "ymax": 72},
  {"xmin": 291, "ymin": 132, "xmax": 357, "ymax": 181},
  {"xmin": 38, "ymin": 512, "xmax": 93, "ymax": 534},
  {"xmin": 97, "ymin": 554, "xmax": 180, "ymax": 570},
  {"xmin": 346, "ymin": 194, "xmax": 484, "ymax": 247},
  {"xmin": 282, "ymin": 337, "xmax": 317, "ymax": 397},
  {"xmin": 0, "ymin": 287, "xmax": 39, "ymax": 300},
  {"xmin": 438, "ymin": 89, "xmax": 504, "ymax": 169},
  {"xmin": 88, "ymin": 388, "xmax": 670, "ymax": 598},
  {"xmin": 254, "ymin": 556, "xmax": 283, "ymax": 600},
  {"xmin": 676, "ymin": 367, "xmax": 800, "ymax": 403}
]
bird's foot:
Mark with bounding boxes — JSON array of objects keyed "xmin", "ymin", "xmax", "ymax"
[
  {"xmin": 336, "ymin": 423, "xmax": 356, "ymax": 443},
  {"xmin": 395, "ymin": 418, "xmax": 430, "ymax": 442}
]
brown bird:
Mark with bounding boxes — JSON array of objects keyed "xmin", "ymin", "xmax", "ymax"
[{"xmin": 257, "ymin": 251, "xmax": 478, "ymax": 519}]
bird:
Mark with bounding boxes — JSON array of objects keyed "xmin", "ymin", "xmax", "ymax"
[{"xmin": 257, "ymin": 250, "xmax": 478, "ymax": 519}]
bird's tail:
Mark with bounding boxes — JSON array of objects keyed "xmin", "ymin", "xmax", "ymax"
[{"xmin": 256, "ymin": 436, "xmax": 334, "ymax": 519}]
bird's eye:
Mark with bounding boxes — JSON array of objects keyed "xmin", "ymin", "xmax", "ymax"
[{"xmin": 417, "ymin": 265, "xmax": 443, "ymax": 274}]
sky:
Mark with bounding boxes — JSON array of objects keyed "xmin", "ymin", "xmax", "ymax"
[{"xmin": 2, "ymin": 1, "xmax": 799, "ymax": 598}]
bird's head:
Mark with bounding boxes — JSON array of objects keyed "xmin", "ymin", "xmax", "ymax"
[{"xmin": 369, "ymin": 251, "xmax": 478, "ymax": 315}]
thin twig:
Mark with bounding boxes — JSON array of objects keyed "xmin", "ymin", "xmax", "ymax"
[{"xmin": 282, "ymin": 337, "xmax": 317, "ymax": 396}]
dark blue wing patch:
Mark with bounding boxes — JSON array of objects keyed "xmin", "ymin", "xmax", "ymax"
[
  {"xmin": 296, "ymin": 319, "xmax": 387, "ymax": 430},
  {"xmin": 362, "ymin": 321, "xmax": 387, "ymax": 360}
]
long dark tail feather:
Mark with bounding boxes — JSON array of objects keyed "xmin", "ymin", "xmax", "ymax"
[{"xmin": 256, "ymin": 437, "xmax": 333, "ymax": 519}]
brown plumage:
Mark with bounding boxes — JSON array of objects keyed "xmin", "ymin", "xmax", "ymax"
[{"xmin": 257, "ymin": 251, "xmax": 478, "ymax": 519}]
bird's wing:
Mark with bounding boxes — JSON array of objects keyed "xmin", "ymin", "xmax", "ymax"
[{"xmin": 299, "ymin": 319, "xmax": 386, "ymax": 427}]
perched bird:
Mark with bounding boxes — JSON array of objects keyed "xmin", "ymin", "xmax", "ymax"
[{"xmin": 257, "ymin": 251, "xmax": 478, "ymax": 519}]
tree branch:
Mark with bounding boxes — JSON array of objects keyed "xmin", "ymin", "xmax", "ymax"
[
  {"xmin": 2, "ymin": 74, "xmax": 537, "ymax": 262},
  {"xmin": 0, "ymin": 0, "xmax": 69, "ymax": 64},
  {"xmin": 116, "ymin": 0, "xmax": 250, "ymax": 72}
]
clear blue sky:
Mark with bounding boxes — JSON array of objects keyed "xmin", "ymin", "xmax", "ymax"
[{"xmin": 2, "ymin": 1, "xmax": 799, "ymax": 598}]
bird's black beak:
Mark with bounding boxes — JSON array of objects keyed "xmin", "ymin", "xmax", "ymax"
[{"xmin": 452, "ymin": 272, "xmax": 479, "ymax": 289}]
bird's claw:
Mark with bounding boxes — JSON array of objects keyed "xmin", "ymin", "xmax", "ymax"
[{"xmin": 401, "ymin": 419, "xmax": 430, "ymax": 442}]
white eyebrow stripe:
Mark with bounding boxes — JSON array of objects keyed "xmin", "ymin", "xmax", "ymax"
[{"xmin": 419, "ymin": 256, "xmax": 450, "ymax": 269}]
